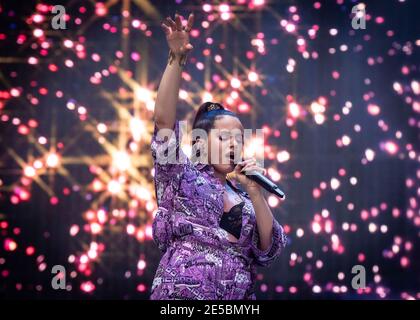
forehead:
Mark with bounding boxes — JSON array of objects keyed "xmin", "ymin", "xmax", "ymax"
[{"xmin": 213, "ymin": 115, "xmax": 243, "ymax": 132}]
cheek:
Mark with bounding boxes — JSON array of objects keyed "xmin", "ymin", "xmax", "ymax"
[
  {"xmin": 212, "ymin": 140, "xmax": 223, "ymax": 159},
  {"xmin": 206, "ymin": 137, "xmax": 216, "ymax": 160},
  {"xmin": 217, "ymin": 140, "xmax": 231, "ymax": 157},
  {"xmin": 208, "ymin": 136, "xmax": 220, "ymax": 153},
  {"xmin": 207, "ymin": 138, "xmax": 228, "ymax": 162}
]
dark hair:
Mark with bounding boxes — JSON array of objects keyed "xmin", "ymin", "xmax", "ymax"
[
  {"xmin": 192, "ymin": 101, "xmax": 238, "ymax": 132},
  {"xmin": 191, "ymin": 102, "xmax": 239, "ymax": 159}
]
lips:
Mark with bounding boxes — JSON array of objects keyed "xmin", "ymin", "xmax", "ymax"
[{"xmin": 227, "ymin": 152, "xmax": 236, "ymax": 165}]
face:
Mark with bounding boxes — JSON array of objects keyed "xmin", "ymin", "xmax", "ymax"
[{"xmin": 206, "ymin": 115, "xmax": 244, "ymax": 175}]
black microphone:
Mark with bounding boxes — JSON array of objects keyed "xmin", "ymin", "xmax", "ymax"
[
  {"xmin": 245, "ymin": 171, "xmax": 286, "ymax": 199},
  {"xmin": 228, "ymin": 158, "xmax": 286, "ymax": 199}
]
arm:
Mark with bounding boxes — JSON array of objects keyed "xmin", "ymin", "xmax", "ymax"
[
  {"xmin": 151, "ymin": 13, "xmax": 195, "ymax": 206},
  {"xmin": 248, "ymin": 185, "xmax": 287, "ymax": 267},
  {"xmin": 153, "ymin": 57, "xmax": 183, "ymax": 130},
  {"xmin": 248, "ymin": 189, "xmax": 275, "ymax": 251},
  {"xmin": 231, "ymin": 158, "xmax": 287, "ymax": 266},
  {"xmin": 154, "ymin": 13, "xmax": 194, "ymax": 131},
  {"xmin": 233, "ymin": 158, "xmax": 275, "ymax": 250}
]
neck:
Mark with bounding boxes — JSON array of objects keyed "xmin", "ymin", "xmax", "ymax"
[{"xmin": 213, "ymin": 170, "xmax": 227, "ymax": 185}]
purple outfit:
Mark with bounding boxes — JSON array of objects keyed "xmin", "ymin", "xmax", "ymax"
[{"xmin": 150, "ymin": 121, "xmax": 287, "ymax": 300}]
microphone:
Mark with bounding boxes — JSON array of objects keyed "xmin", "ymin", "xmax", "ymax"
[
  {"xmin": 245, "ymin": 171, "xmax": 286, "ymax": 199},
  {"xmin": 226, "ymin": 161, "xmax": 286, "ymax": 199}
]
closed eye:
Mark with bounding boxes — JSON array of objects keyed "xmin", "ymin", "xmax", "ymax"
[
  {"xmin": 234, "ymin": 134, "xmax": 243, "ymax": 143},
  {"xmin": 219, "ymin": 133, "xmax": 230, "ymax": 141}
]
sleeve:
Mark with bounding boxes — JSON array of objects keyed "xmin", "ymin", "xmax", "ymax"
[
  {"xmin": 251, "ymin": 218, "xmax": 287, "ymax": 267},
  {"xmin": 152, "ymin": 207, "xmax": 173, "ymax": 253},
  {"xmin": 151, "ymin": 120, "xmax": 191, "ymax": 205}
]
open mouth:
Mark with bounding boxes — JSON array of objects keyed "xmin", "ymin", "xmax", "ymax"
[{"xmin": 228, "ymin": 152, "xmax": 236, "ymax": 164}]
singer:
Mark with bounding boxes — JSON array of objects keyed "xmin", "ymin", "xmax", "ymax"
[{"xmin": 150, "ymin": 12, "xmax": 287, "ymax": 300}]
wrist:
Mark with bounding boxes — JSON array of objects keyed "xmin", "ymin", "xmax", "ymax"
[{"xmin": 168, "ymin": 49, "xmax": 188, "ymax": 67}]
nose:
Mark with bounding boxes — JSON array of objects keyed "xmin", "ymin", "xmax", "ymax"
[
  {"xmin": 229, "ymin": 139, "xmax": 237, "ymax": 153},
  {"xmin": 230, "ymin": 138, "xmax": 243, "ymax": 159}
]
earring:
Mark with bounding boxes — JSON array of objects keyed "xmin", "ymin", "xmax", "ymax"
[{"xmin": 191, "ymin": 142, "xmax": 201, "ymax": 159}]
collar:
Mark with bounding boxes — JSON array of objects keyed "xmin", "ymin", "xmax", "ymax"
[
  {"xmin": 193, "ymin": 162, "xmax": 246, "ymax": 195},
  {"xmin": 193, "ymin": 162, "xmax": 227, "ymax": 189}
]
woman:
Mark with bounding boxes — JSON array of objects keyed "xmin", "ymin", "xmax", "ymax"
[{"xmin": 150, "ymin": 12, "xmax": 287, "ymax": 300}]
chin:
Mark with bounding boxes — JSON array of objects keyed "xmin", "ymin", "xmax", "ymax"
[{"xmin": 213, "ymin": 163, "xmax": 235, "ymax": 174}]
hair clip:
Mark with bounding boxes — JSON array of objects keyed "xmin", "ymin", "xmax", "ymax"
[{"xmin": 207, "ymin": 103, "xmax": 220, "ymax": 111}]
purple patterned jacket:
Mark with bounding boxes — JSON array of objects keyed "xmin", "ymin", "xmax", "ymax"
[{"xmin": 150, "ymin": 121, "xmax": 287, "ymax": 300}]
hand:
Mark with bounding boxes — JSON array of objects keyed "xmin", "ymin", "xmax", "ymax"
[
  {"xmin": 161, "ymin": 13, "xmax": 194, "ymax": 56},
  {"xmin": 230, "ymin": 158, "xmax": 266, "ymax": 196}
]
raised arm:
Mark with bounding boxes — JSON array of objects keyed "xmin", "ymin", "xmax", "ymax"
[{"xmin": 154, "ymin": 13, "xmax": 194, "ymax": 131}]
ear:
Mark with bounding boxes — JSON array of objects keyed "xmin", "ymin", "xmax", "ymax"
[
  {"xmin": 192, "ymin": 136, "xmax": 210, "ymax": 161},
  {"xmin": 195, "ymin": 136, "xmax": 209, "ymax": 148}
]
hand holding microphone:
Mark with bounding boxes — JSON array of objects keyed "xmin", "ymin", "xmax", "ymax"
[{"xmin": 227, "ymin": 158, "xmax": 286, "ymax": 199}]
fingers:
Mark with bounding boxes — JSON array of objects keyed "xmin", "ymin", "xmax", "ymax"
[
  {"xmin": 238, "ymin": 158, "xmax": 257, "ymax": 167},
  {"xmin": 185, "ymin": 13, "xmax": 194, "ymax": 32},
  {"xmin": 179, "ymin": 43, "xmax": 193, "ymax": 55},
  {"xmin": 161, "ymin": 23, "xmax": 171, "ymax": 35},
  {"xmin": 165, "ymin": 16, "xmax": 177, "ymax": 31},
  {"xmin": 238, "ymin": 158, "xmax": 265, "ymax": 175},
  {"xmin": 241, "ymin": 165, "xmax": 265, "ymax": 175},
  {"xmin": 164, "ymin": 12, "xmax": 194, "ymax": 34},
  {"xmin": 183, "ymin": 43, "xmax": 193, "ymax": 53},
  {"xmin": 179, "ymin": 43, "xmax": 191, "ymax": 54},
  {"xmin": 234, "ymin": 158, "xmax": 254, "ymax": 170},
  {"xmin": 175, "ymin": 13, "xmax": 183, "ymax": 31}
]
